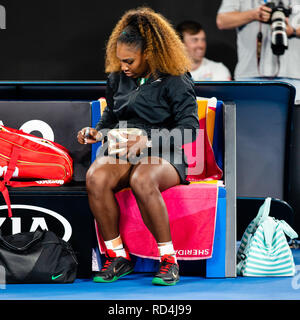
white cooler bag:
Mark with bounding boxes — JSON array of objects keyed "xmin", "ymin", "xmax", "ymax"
[{"xmin": 237, "ymin": 197, "xmax": 298, "ymax": 277}]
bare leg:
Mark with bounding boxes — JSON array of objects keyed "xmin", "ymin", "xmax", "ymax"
[
  {"xmin": 129, "ymin": 157, "xmax": 180, "ymax": 243},
  {"xmin": 86, "ymin": 156, "xmax": 132, "ymax": 240}
]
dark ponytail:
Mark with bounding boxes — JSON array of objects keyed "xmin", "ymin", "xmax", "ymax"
[{"xmin": 117, "ymin": 16, "xmax": 147, "ymax": 51}]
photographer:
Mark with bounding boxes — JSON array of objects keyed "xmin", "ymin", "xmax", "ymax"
[{"xmin": 217, "ymin": 0, "xmax": 300, "ymax": 101}]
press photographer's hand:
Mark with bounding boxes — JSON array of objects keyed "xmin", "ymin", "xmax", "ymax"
[
  {"xmin": 285, "ymin": 18, "xmax": 297, "ymax": 37},
  {"xmin": 256, "ymin": 5, "xmax": 272, "ymax": 23}
]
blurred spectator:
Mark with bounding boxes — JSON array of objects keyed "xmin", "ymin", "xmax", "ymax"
[{"xmin": 176, "ymin": 20, "xmax": 231, "ymax": 81}]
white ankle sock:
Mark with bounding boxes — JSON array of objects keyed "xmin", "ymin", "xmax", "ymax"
[
  {"xmin": 104, "ymin": 235, "xmax": 127, "ymax": 258},
  {"xmin": 157, "ymin": 241, "xmax": 177, "ymax": 263}
]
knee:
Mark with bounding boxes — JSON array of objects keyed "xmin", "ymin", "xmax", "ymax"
[
  {"xmin": 86, "ymin": 167, "xmax": 111, "ymax": 196},
  {"xmin": 130, "ymin": 171, "xmax": 158, "ymax": 198}
]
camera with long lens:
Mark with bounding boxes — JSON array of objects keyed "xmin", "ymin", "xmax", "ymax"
[{"xmin": 265, "ymin": 1, "xmax": 292, "ymax": 55}]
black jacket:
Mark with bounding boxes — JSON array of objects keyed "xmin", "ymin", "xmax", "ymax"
[{"xmin": 96, "ymin": 71, "xmax": 199, "ymax": 150}]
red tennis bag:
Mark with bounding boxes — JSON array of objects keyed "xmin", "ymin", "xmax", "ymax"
[{"xmin": 0, "ymin": 125, "xmax": 73, "ymax": 217}]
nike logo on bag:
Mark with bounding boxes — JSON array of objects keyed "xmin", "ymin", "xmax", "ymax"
[{"xmin": 51, "ymin": 274, "xmax": 63, "ymax": 280}]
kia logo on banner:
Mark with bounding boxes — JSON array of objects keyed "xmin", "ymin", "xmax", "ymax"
[{"xmin": 0, "ymin": 205, "xmax": 72, "ymax": 241}]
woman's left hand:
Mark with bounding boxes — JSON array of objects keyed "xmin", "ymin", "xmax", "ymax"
[{"xmin": 117, "ymin": 134, "xmax": 149, "ymax": 158}]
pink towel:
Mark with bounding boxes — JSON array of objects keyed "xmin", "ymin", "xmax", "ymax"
[
  {"xmin": 184, "ymin": 117, "xmax": 222, "ymax": 181},
  {"xmin": 96, "ymin": 182, "xmax": 219, "ymax": 260}
]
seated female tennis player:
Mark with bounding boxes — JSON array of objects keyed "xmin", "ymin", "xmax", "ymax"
[{"xmin": 77, "ymin": 7, "xmax": 199, "ymax": 286}]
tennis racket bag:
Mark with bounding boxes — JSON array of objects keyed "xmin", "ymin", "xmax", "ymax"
[{"xmin": 0, "ymin": 125, "xmax": 73, "ymax": 217}]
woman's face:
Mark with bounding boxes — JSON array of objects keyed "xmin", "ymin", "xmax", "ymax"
[{"xmin": 116, "ymin": 42, "xmax": 149, "ymax": 78}]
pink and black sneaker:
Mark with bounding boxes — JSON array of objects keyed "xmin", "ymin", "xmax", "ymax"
[
  {"xmin": 152, "ymin": 254, "xmax": 180, "ymax": 286},
  {"xmin": 93, "ymin": 249, "xmax": 134, "ymax": 283}
]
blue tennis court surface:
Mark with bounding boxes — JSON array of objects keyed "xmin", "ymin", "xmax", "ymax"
[{"xmin": 1, "ymin": 249, "xmax": 300, "ymax": 301}]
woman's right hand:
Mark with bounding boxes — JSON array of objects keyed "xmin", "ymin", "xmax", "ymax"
[{"xmin": 77, "ymin": 127, "xmax": 102, "ymax": 144}]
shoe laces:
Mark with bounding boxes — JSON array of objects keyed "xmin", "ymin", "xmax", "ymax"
[
  {"xmin": 101, "ymin": 257, "xmax": 114, "ymax": 271},
  {"xmin": 101, "ymin": 249, "xmax": 117, "ymax": 271},
  {"xmin": 159, "ymin": 254, "xmax": 176, "ymax": 274}
]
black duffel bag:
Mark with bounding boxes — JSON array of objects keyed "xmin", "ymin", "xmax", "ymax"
[{"xmin": 0, "ymin": 228, "xmax": 78, "ymax": 283}]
